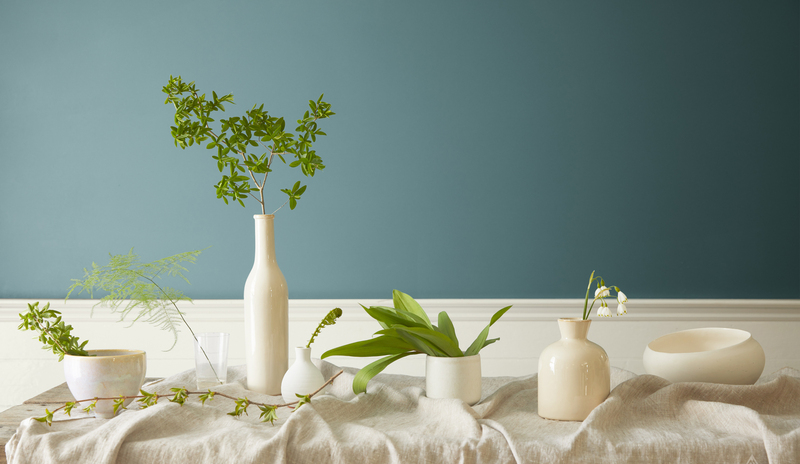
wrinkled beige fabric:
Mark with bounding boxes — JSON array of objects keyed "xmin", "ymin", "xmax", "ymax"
[{"xmin": 6, "ymin": 363, "xmax": 799, "ymax": 464}]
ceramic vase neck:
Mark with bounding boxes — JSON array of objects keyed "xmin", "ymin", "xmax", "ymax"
[
  {"xmin": 253, "ymin": 215, "xmax": 277, "ymax": 265},
  {"xmin": 558, "ymin": 318, "xmax": 591, "ymax": 340},
  {"xmin": 295, "ymin": 346, "xmax": 312, "ymax": 362}
]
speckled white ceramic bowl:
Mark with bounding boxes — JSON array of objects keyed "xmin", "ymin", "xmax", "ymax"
[
  {"xmin": 63, "ymin": 350, "xmax": 147, "ymax": 419},
  {"xmin": 643, "ymin": 328, "xmax": 764, "ymax": 385}
]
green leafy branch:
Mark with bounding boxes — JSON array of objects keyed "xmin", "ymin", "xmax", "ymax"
[
  {"xmin": 162, "ymin": 75, "xmax": 335, "ymax": 215},
  {"xmin": 18, "ymin": 302, "xmax": 89, "ymax": 361},
  {"xmin": 34, "ymin": 370, "xmax": 344, "ymax": 426},
  {"xmin": 322, "ymin": 290, "xmax": 511, "ymax": 394},
  {"xmin": 307, "ymin": 308, "xmax": 343, "ymax": 348},
  {"xmin": 65, "ymin": 248, "xmax": 222, "ymax": 385}
]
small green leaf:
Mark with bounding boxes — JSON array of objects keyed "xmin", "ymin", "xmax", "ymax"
[
  {"xmin": 321, "ymin": 335, "xmax": 415, "ymax": 358},
  {"xmin": 437, "ymin": 312, "xmax": 459, "ymax": 349},
  {"xmin": 199, "ymin": 390, "xmax": 215, "ymax": 405},
  {"xmin": 259, "ymin": 404, "xmax": 278, "ymax": 424},
  {"xmin": 34, "ymin": 409, "xmax": 54, "ymax": 426},
  {"xmin": 64, "ymin": 402, "xmax": 77, "ymax": 417},
  {"xmin": 112, "ymin": 396, "xmax": 127, "ymax": 415},
  {"xmin": 392, "ymin": 290, "xmax": 432, "ymax": 327},
  {"xmin": 464, "ymin": 306, "xmax": 512, "ymax": 356},
  {"xmin": 294, "ymin": 393, "xmax": 311, "ymax": 411}
]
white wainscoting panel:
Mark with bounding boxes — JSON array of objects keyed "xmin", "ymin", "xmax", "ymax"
[{"xmin": 1, "ymin": 298, "xmax": 799, "ymax": 413}]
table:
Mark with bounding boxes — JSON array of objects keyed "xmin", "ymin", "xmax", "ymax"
[
  {"xmin": 3, "ymin": 365, "xmax": 798, "ymax": 464},
  {"xmin": 0, "ymin": 379, "xmax": 159, "ymax": 464}
]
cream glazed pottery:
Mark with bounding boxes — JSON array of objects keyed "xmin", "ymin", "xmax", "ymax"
[
  {"xmin": 643, "ymin": 327, "xmax": 765, "ymax": 384},
  {"xmin": 425, "ymin": 354, "xmax": 482, "ymax": 405},
  {"xmin": 538, "ymin": 318, "xmax": 610, "ymax": 421},
  {"xmin": 281, "ymin": 347, "xmax": 326, "ymax": 403},
  {"xmin": 244, "ymin": 214, "xmax": 289, "ymax": 395},
  {"xmin": 63, "ymin": 350, "xmax": 146, "ymax": 419}
]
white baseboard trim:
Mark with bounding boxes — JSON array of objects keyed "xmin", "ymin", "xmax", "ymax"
[{"xmin": 2, "ymin": 299, "xmax": 799, "ymax": 323}]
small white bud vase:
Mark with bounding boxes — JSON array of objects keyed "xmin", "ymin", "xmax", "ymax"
[
  {"xmin": 244, "ymin": 214, "xmax": 289, "ymax": 395},
  {"xmin": 425, "ymin": 354, "xmax": 482, "ymax": 405},
  {"xmin": 281, "ymin": 347, "xmax": 326, "ymax": 403},
  {"xmin": 537, "ymin": 318, "xmax": 610, "ymax": 421}
]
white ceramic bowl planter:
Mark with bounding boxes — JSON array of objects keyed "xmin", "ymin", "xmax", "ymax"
[
  {"xmin": 425, "ymin": 354, "xmax": 482, "ymax": 405},
  {"xmin": 643, "ymin": 328, "xmax": 765, "ymax": 385},
  {"xmin": 63, "ymin": 350, "xmax": 147, "ymax": 419},
  {"xmin": 281, "ymin": 347, "xmax": 326, "ymax": 403}
]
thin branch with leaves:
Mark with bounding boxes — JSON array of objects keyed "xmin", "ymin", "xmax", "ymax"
[
  {"xmin": 163, "ymin": 76, "xmax": 335, "ymax": 215},
  {"xmin": 34, "ymin": 370, "xmax": 344, "ymax": 426}
]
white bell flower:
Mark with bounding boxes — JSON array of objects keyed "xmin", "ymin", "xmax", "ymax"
[
  {"xmin": 617, "ymin": 291, "xmax": 628, "ymax": 304},
  {"xmin": 617, "ymin": 303, "xmax": 627, "ymax": 316},
  {"xmin": 598, "ymin": 305, "xmax": 612, "ymax": 317},
  {"xmin": 595, "ymin": 286, "xmax": 610, "ymax": 298}
]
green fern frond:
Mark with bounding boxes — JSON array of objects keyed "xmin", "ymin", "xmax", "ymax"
[{"xmin": 66, "ymin": 248, "xmax": 204, "ymax": 351}]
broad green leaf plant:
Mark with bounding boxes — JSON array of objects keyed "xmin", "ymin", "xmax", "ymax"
[
  {"xmin": 322, "ymin": 290, "xmax": 511, "ymax": 394},
  {"xmin": 162, "ymin": 76, "xmax": 335, "ymax": 214}
]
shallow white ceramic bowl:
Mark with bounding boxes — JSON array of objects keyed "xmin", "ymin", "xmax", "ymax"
[
  {"xmin": 63, "ymin": 350, "xmax": 147, "ymax": 419},
  {"xmin": 643, "ymin": 328, "xmax": 764, "ymax": 385}
]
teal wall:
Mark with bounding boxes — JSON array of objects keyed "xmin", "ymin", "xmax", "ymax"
[{"xmin": 1, "ymin": 1, "xmax": 798, "ymax": 299}]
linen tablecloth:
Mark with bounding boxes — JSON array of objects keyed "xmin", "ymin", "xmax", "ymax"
[{"xmin": 6, "ymin": 362, "xmax": 800, "ymax": 463}]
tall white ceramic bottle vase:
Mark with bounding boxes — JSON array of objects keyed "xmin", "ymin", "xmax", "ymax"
[
  {"xmin": 281, "ymin": 347, "xmax": 326, "ymax": 403},
  {"xmin": 537, "ymin": 317, "xmax": 610, "ymax": 421},
  {"xmin": 244, "ymin": 214, "xmax": 288, "ymax": 395}
]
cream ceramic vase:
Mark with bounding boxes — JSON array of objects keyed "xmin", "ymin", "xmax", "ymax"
[
  {"xmin": 538, "ymin": 318, "xmax": 610, "ymax": 421},
  {"xmin": 280, "ymin": 347, "xmax": 326, "ymax": 403},
  {"xmin": 425, "ymin": 354, "xmax": 482, "ymax": 405},
  {"xmin": 63, "ymin": 350, "xmax": 146, "ymax": 419},
  {"xmin": 244, "ymin": 214, "xmax": 288, "ymax": 395}
]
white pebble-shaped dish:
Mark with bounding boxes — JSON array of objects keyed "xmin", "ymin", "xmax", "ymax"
[{"xmin": 643, "ymin": 328, "xmax": 765, "ymax": 385}]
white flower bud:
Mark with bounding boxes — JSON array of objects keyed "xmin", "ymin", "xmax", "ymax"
[{"xmin": 595, "ymin": 286, "xmax": 610, "ymax": 298}]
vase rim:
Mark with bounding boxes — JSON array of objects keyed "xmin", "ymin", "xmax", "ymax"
[
  {"xmin": 425, "ymin": 354, "xmax": 480, "ymax": 360},
  {"xmin": 558, "ymin": 317, "xmax": 589, "ymax": 322},
  {"xmin": 253, "ymin": 214, "xmax": 275, "ymax": 219}
]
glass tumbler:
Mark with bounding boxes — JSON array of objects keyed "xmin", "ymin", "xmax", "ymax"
[{"xmin": 194, "ymin": 332, "xmax": 229, "ymax": 390}]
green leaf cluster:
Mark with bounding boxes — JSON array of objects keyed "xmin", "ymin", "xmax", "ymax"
[
  {"xmin": 112, "ymin": 396, "xmax": 127, "ymax": 415},
  {"xmin": 18, "ymin": 302, "xmax": 90, "ymax": 361},
  {"xmin": 228, "ymin": 397, "xmax": 250, "ymax": 417},
  {"xmin": 162, "ymin": 76, "xmax": 335, "ymax": 214},
  {"xmin": 307, "ymin": 307, "xmax": 343, "ymax": 348},
  {"xmin": 34, "ymin": 409, "xmax": 54, "ymax": 426},
  {"xmin": 168, "ymin": 387, "xmax": 189, "ymax": 406},
  {"xmin": 322, "ymin": 290, "xmax": 511, "ymax": 395},
  {"xmin": 65, "ymin": 248, "xmax": 203, "ymax": 351},
  {"xmin": 293, "ymin": 394, "xmax": 311, "ymax": 412},
  {"xmin": 137, "ymin": 390, "xmax": 160, "ymax": 409},
  {"xmin": 259, "ymin": 404, "xmax": 278, "ymax": 424}
]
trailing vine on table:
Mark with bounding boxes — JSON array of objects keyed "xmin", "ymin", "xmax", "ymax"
[{"xmin": 34, "ymin": 370, "xmax": 344, "ymax": 426}]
